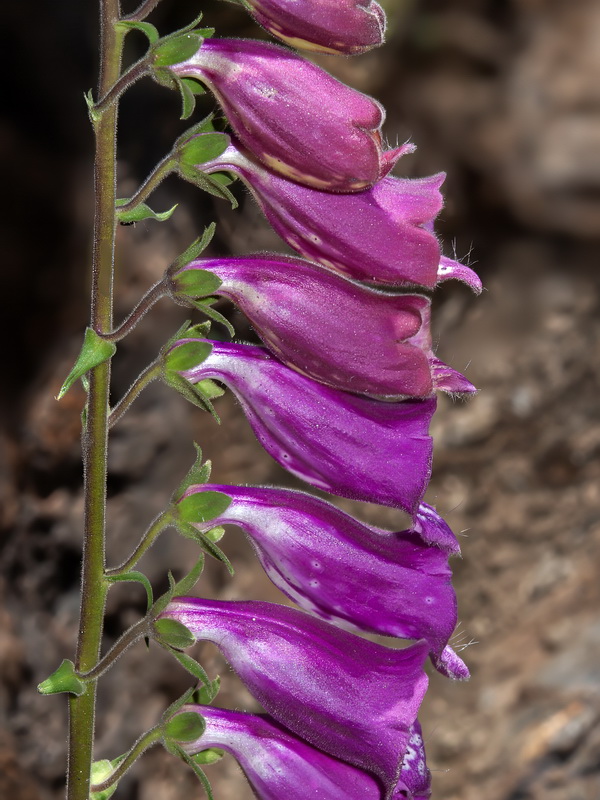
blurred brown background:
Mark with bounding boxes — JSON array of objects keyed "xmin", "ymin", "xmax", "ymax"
[{"xmin": 1, "ymin": 1, "xmax": 599, "ymax": 799}]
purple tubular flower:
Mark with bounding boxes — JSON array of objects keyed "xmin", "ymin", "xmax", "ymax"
[
  {"xmin": 238, "ymin": 0, "xmax": 386, "ymax": 55},
  {"xmin": 177, "ymin": 339, "xmax": 436, "ymax": 514},
  {"xmin": 171, "ymin": 39, "xmax": 404, "ymax": 192},
  {"xmin": 183, "ymin": 483, "xmax": 468, "ymax": 680},
  {"xmin": 201, "ymin": 142, "xmax": 482, "ymax": 291},
  {"xmin": 178, "ymin": 705, "xmax": 385, "ymax": 799},
  {"xmin": 176, "ymin": 254, "xmax": 475, "ymax": 397},
  {"xmin": 161, "ymin": 598, "xmax": 429, "ymax": 795},
  {"xmin": 396, "ymin": 721, "xmax": 432, "ymax": 799}
]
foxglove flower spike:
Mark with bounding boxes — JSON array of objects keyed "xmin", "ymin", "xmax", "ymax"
[
  {"xmin": 181, "ymin": 484, "xmax": 468, "ymax": 679},
  {"xmin": 173, "ymin": 339, "xmax": 435, "ymax": 513},
  {"xmin": 161, "ymin": 598, "xmax": 429, "ymax": 795},
  {"xmin": 238, "ymin": 0, "xmax": 387, "ymax": 55},
  {"xmin": 171, "ymin": 39, "xmax": 401, "ymax": 191}
]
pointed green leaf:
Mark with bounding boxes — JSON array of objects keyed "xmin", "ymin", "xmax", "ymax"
[
  {"xmin": 169, "ymin": 224, "xmax": 217, "ymax": 275},
  {"xmin": 106, "ymin": 571, "xmax": 154, "ymax": 614},
  {"xmin": 203, "ymin": 525, "xmax": 226, "ymax": 543},
  {"xmin": 38, "ymin": 659, "xmax": 86, "ymax": 696},
  {"xmin": 165, "ymin": 711, "xmax": 205, "ymax": 743},
  {"xmin": 161, "ymin": 687, "xmax": 197, "ymax": 724},
  {"xmin": 181, "ymin": 77, "xmax": 206, "ymax": 96},
  {"xmin": 172, "ymin": 553, "xmax": 206, "ymax": 595},
  {"xmin": 178, "ymin": 523, "xmax": 233, "ymax": 574},
  {"xmin": 192, "ymin": 297, "xmax": 235, "ymax": 337},
  {"xmin": 154, "ymin": 618, "xmax": 196, "ymax": 650},
  {"xmin": 116, "ymin": 200, "xmax": 177, "ymax": 224},
  {"xmin": 172, "ymin": 269, "xmax": 222, "ymax": 299},
  {"xmin": 58, "ymin": 328, "xmax": 116, "ymax": 400},
  {"xmin": 192, "ymin": 675, "xmax": 220, "ymax": 706},
  {"xmin": 178, "ymin": 491, "xmax": 231, "ymax": 525},
  {"xmin": 170, "ymin": 743, "xmax": 215, "ymax": 800},
  {"xmin": 178, "ymin": 164, "xmax": 239, "ymax": 207},
  {"xmin": 174, "ymin": 115, "xmax": 217, "ymax": 150},
  {"xmin": 168, "ymin": 650, "xmax": 211, "ymax": 685},
  {"xmin": 115, "ymin": 20, "xmax": 160, "ymax": 44}
]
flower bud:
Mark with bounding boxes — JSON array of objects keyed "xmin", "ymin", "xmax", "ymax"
[
  {"xmin": 174, "ymin": 339, "xmax": 435, "ymax": 513},
  {"xmin": 238, "ymin": 0, "xmax": 386, "ymax": 55},
  {"xmin": 171, "ymin": 39, "xmax": 404, "ymax": 191},
  {"xmin": 173, "ymin": 254, "xmax": 475, "ymax": 398},
  {"xmin": 161, "ymin": 598, "xmax": 429, "ymax": 796},
  {"xmin": 181, "ymin": 483, "xmax": 469, "ymax": 680},
  {"xmin": 201, "ymin": 142, "xmax": 482, "ymax": 291},
  {"xmin": 179, "ymin": 705, "xmax": 384, "ymax": 799}
]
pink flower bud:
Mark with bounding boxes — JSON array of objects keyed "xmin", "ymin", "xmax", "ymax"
[{"xmin": 239, "ymin": 0, "xmax": 386, "ymax": 55}]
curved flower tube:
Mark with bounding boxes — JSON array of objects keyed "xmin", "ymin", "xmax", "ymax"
[
  {"xmin": 200, "ymin": 141, "xmax": 482, "ymax": 291},
  {"xmin": 238, "ymin": 0, "xmax": 386, "ymax": 55},
  {"xmin": 161, "ymin": 598, "xmax": 430, "ymax": 795},
  {"xmin": 397, "ymin": 721, "xmax": 432, "ymax": 799},
  {"xmin": 173, "ymin": 254, "xmax": 475, "ymax": 397},
  {"xmin": 182, "ymin": 483, "xmax": 468, "ymax": 680},
  {"xmin": 171, "ymin": 39, "xmax": 403, "ymax": 191},
  {"xmin": 178, "ymin": 705, "xmax": 385, "ymax": 799},
  {"xmin": 175, "ymin": 339, "xmax": 436, "ymax": 514}
]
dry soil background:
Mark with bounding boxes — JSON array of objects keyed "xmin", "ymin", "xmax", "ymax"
[{"xmin": 1, "ymin": 1, "xmax": 599, "ymax": 799}]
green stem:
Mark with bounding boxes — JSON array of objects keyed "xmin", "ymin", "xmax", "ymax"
[
  {"xmin": 94, "ymin": 58, "xmax": 149, "ymax": 115},
  {"xmin": 100, "ymin": 279, "xmax": 167, "ymax": 342},
  {"xmin": 77, "ymin": 617, "xmax": 151, "ymax": 681},
  {"xmin": 123, "ymin": 0, "xmax": 163, "ymax": 22},
  {"xmin": 106, "ymin": 509, "xmax": 174, "ymax": 576},
  {"xmin": 67, "ymin": 1, "xmax": 123, "ymax": 798},
  {"xmin": 91, "ymin": 727, "xmax": 162, "ymax": 793},
  {"xmin": 108, "ymin": 359, "xmax": 163, "ymax": 428},
  {"xmin": 117, "ymin": 155, "xmax": 177, "ymax": 213}
]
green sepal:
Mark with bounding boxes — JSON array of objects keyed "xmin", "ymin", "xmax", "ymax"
[
  {"xmin": 178, "ymin": 521, "xmax": 233, "ymax": 574},
  {"xmin": 153, "ymin": 34, "xmax": 203, "ymax": 67},
  {"xmin": 203, "ymin": 525, "xmax": 226, "ymax": 543},
  {"xmin": 154, "ymin": 618, "xmax": 196, "ymax": 650},
  {"xmin": 168, "ymin": 650, "xmax": 211, "ymax": 685},
  {"xmin": 116, "ymin": 199, "xmax": 178, "ymax": 224},
  {"xmin": 192, "ymin": 675, "xmax": 220, "ymax": 705},
  {"xmin": 115, "ymin": 20, "xmax": 160, "ymax": 45},
  {"xmin": 58, "ymin": 328, "xmax": 116, "ymax": 400},
  {"xmin": 106, "ymin": 571, "xmax": 154, "ymax": 614},
  {"xmin": 172, "ymin": 269, "xmax": 222, "ymax": 299},
  {"xmin": 178, "ymin": 164, "xmax": 239, "ymax": 207},
  {"xmin": 178, "ymin": 491, "xmax": 231, "ymax": 525},
  {"xmin": 166, "ymin": 742, "xmax": 215, "ymax": 800},
  {"xmin": 89, "ymin": 753, "xmax": 128, "ymax": 800},
  {"xmin": 151, "ymin": 555, "xmax": 206, "ymax": 618},
  {"xmin": 37, "ymin": 659, "xmax": 86, "ymax": 696},
  {"xmin": 174, "ymin": 115, "xmax": 218, "ymax": 150},
  {"xmin": 172, "ymin": 443, "xmax": 212, "ymax": 502},
  {"xmin": 169, "ymin": 224, "xmax": 217, "ymax": 275},
  {"xmin": 161, "ymin": 687, "xmax": 197, "ymax": 723},
  {"xmin": 179, "ymin": 133, "xmax": 229, "ymax": 168},
  {"xmin": 193, "ymin": 748, "xmax": 225, "ymax": 766},
  {"xmin": 191, "ymin": 297, "xmax": 235, "ymax": 337},
  {"xmin": 164, "ymin": 340, "xmax": 212, "ymax": 372},
  {"xmin": 181, "ymin": 77, "xmax": 206, "ymax": 97},
  {"xmin": 164, "ymin": 711, "xmax": 205, "ymax": 743}
]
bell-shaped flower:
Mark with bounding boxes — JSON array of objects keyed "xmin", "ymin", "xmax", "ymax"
[
  {"xmin": 200, "ymin": 141, "xmax": 482, "ymax": 291},
  {"xmin": 171, "ymin": 39, "xmax": 403, "ymax": 191},
  {"xmin": 178, "ymin": 705, "xmax": 385, "ymax": 799},
  {"xmin": 160, "ymin": 597, "xmax": 429, "ymax": 796},
  {"xmin": 174, "ymin": 339, "xmax": 436, "ymax": 513},
  {"xmin": 237, "ymin": 0, "xmax": 386, "ymax": 55},
  {"xmin": 182, "ymin": 483, "xmax": 468, "ymax": 680},
  {"xmin": 172, "ymin": 254, "xmax": 475, "ymax": 398}
]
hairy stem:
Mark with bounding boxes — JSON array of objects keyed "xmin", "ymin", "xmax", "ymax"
[
  {"xmin": 106, "ymin": 509, "xmax": 175, "ymax": 576},
  {"xmin": 108, "ymin": 359, "xmax": 163, "ymax": 428},
  {"xmin": 90, "ymin": 727, "xmax": 163, "ymax": 793},
  {"xmin": 123, "ymin": 0, "xmax": 163, "ymax": 22},
  {"xmin": 95, "ymin": 58, "xmax": 149, "ymax": 115},
  {"xmin": 67, "ymin": 1, "xmax": 123, "ymax": 798},
  {"xmin": 77, "ymin": 617, "xmax": 151, "ymax": 681},
  {"xmin": 100, "ymin": 279, "xmax": 167, "ymax": 342},
  {"xmin": 117, "ymin": 154, "xmax": 177, "ymax": 213}
]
